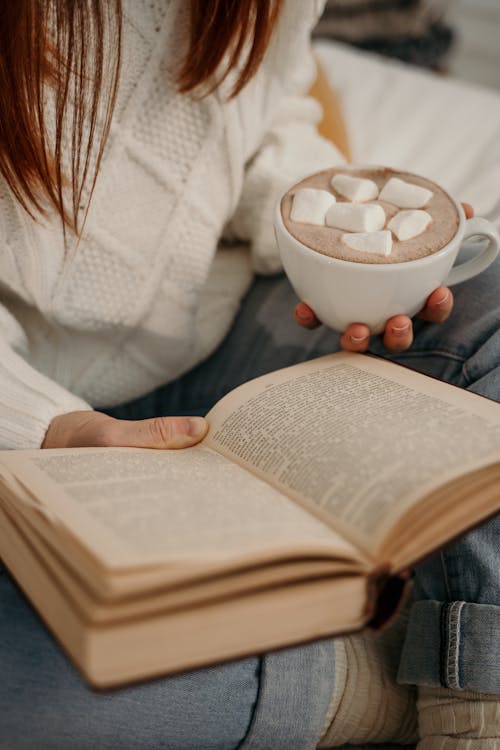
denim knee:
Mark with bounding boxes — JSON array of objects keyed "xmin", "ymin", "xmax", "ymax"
[
  {"xmin": 0, "ymin": 569, "xmax": 335, "ymax": 750},
  {"xmin": 398, "ymin": 514, "xmax": 500, "ymax": 693},
  {"xmin": 413, "ymin": 513, "xmax": 499, "ymax": 606},
  {"xmin": 0, "ymin": 570, "xmax": 259, "ymax": 750}
]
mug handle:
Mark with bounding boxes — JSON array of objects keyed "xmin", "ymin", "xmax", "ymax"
[{"xmin": 444, "ymin": 217, "xmax": 500, "ymax": 287}]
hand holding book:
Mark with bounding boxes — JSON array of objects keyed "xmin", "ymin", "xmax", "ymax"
[{"xmin": 42, "ymin": 409, "xmax": 208, "ymax": 450}]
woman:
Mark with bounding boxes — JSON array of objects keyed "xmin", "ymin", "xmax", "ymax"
[{"xmin": 0, "ymin": 1, "xmax": 498, "ymax": 747}]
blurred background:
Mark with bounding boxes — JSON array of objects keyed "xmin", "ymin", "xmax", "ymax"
[{"xmin": 315, "ymin": 0, "xmax": 500, "ymax": 91}]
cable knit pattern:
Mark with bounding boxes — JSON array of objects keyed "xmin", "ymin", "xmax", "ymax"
[{"xmin": 0, "ymin": 0, "xmax": 343, "ymax": 449}]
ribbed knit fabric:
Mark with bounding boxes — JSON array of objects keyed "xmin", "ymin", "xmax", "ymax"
[
  {"xmin": 417, "ymin": 687, "xmax": 500, "ymax": 749},
  {"xmin": 318, "ymin": 616, "xmax": 418, "ymax": 747},
  {"xmin": 0, "ymin": 0, "xmax": 344, "ymax": 449}
]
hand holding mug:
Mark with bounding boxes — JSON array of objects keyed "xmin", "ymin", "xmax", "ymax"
[
  {"xmin": 274, "ymin": 166, "xmax": 500, "ymax": 351},
  {"xmin": 294, "ymin": 203, "xmax": 474, "ymax": 353}
]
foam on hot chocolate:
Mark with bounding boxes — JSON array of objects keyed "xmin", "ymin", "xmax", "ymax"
[{"xmin": 281, "ymin": 167, "xmax": 459, "ymax": 264}]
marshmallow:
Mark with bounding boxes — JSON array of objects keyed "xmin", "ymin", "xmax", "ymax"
[
  {"xmin": 379, "ymin": 178, "xmax": 433, "ymax": 209},
  {"xmin": 342, "ymin": 231, "xmax": 393, "ymax": 257},
  {"xmin": 290, "ymin": 188, "xmax": 336, "ymax": 225},
  {"xmin": 389, "ymin": 210, "xmax": 432, "ymax": 241},
  {"xmin": 331, "ymin": 174, "xmax": 379, "ymax": 202},
  {"xmin": 326, "ymin": 203, "xmax": 386, "ymax": 233}
]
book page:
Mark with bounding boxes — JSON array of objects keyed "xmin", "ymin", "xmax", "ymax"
[
  {"xmin": 205, "ymin": 352, "xmax": 500, "ymax": 554},
  {"xmin": 0, "ymin": 445, "xmax": 357, "ymax": 571}
]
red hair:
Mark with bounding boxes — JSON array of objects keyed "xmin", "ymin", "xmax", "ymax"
[
  {"xmin": 179, "ymin": 0, "xmax": 283, "ymax": 97},
  {"xmin": 0, "ymin": 0, "xmax": 283, "ymax": 234}
]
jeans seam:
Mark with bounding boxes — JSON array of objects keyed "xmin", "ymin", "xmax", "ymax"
[
  {"xmin": 461, "ymin": 360, "xmax": 474, "ymax": 388},
  {"xmin": 236, "ymin": 656, "xmax": 264, "ymax": 750},
  {"xmin": 443, "ymin": 601, "xmax": 464, "ymax": 690},
  {"xmin": 439, "ymin": 604, "xmax": 447, "ymax": 686},
  {"xmin": 439, "ymin": 550, "xmax": 453, "ymax": 600}
]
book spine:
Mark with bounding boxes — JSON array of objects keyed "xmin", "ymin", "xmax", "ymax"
[{"xmin": 366, "ymin": 568, "xmax": 412, "ymax": 631}]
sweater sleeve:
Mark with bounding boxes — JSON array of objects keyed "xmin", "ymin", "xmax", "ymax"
[
  {"xmin": 227, "ymin": 1, "xmax": 346, "ymax": 274},
  {"xmin": 229, "ymin": 102, "xmax": 346, "ymax": 274},
  {"xmin": 0, "ymin": 305, "xmax": 92, "ymax": 450}
]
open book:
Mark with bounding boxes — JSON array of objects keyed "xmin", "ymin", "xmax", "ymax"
[{"xmin": 0, "ymin": 352, "xmax": 499, "ymax": 688}]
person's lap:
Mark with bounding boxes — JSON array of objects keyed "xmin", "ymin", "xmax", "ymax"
[
  {"xmin": 0, "ymin": 563, "xmax": 334, "ymax": 750},
  {"xmin": 2, "ymin": 259, "xmax": 499, "ymax": 748},
  {"xmin": 0, "ymin": 567, "xmax": 258, "ymax": 749}
]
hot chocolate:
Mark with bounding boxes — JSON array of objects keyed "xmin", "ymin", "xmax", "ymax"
[{"xmin": 281, "ymin": 167, "xmax": 459, "ymax": 265}]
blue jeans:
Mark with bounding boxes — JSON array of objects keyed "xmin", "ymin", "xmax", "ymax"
[{"xmin": 1, "ymin": 262, "xmax": 499, "ymax": 749}]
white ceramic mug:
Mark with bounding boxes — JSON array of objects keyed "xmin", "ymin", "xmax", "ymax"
[{"xmin": 275, "ymin": 180, "xmax": 500, "ymax": 335}]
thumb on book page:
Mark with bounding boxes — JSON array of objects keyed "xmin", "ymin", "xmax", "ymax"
[
  {"xmin": 106, "ymin": 415, "xmax": 209, "ymax": 449},
  {"xmin": 42, "ymin": 411, "xmax": 208, "ymax": 449}
]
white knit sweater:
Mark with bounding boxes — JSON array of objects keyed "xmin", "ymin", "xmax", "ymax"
[{"xmin": 0, "ymin": 0, "xmax": 343, "ymax": 449}]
